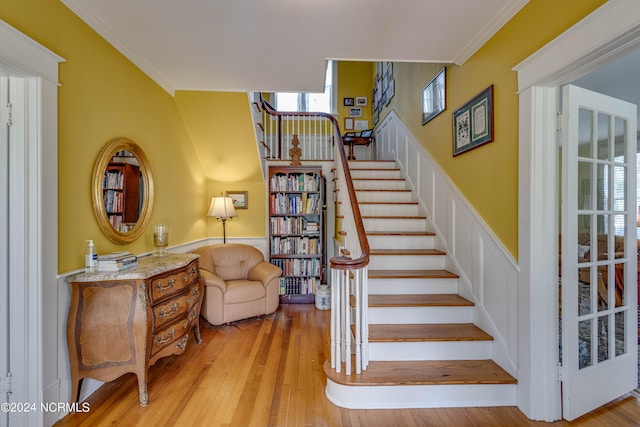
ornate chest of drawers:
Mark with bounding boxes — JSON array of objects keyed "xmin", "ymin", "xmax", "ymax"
[{"xmin": 66, "ymin": 253, "xmax": 203, "ymax": 406}]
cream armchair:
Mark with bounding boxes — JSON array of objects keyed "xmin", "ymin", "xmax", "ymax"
[{"xmin": 193, "ymin": 244, "xmax": 282, "ymax": 325}]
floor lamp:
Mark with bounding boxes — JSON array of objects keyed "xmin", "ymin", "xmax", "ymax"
[{"xmin": 208, "ymin": 196, "xmax": 237, "ymax": 243}]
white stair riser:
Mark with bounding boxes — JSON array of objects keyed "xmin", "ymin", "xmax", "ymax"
[
  {"xmin": 353, "ymin": 180, "xmax": 408, "ymax": 190},
  {"xmin": 325, "ymin": 381, "xmax": 517, "ymax": 409},
  {"xmin": 359, "ymin": 203, "xmax": 419, "ymax": 217},
  {"xmin": 367, "ymin": 234, "xmax": 435, "ymax": 250},
  {"xmin": 369, "ymin": 254, "xmax": 445, "ymax": 270},
  {"xmin": 350, "ymin": 169, "xmax": 402, "ymax": 179},
  {"xmin": 368, "ymin": 278, "xmax": 459, "ymax": 294},
  {"xmin": 363, "ymin": 218, "xmax": 429, "ymax": 232},
  {"xmin": 367, "ymin": 306, "xmax": 474, "ymax": 324},
  {"xmin": 356, "ymin": 191, "xmax": 413, "ymax": 203},
  {"xmin": 348, "ymin": 161, "xmax": 396, "ymax": 169},
  {"xmin": 369, "ymin": 340, "xmax": 491, "ymax": 361}
]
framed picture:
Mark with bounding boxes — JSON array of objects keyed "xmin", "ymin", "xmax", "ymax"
[
  {"xmin": 349, "ymin": 107, "xmax": 362, "ymax": 118},
  {"xmin": 344, "ymin": 117, "xmax": 354, "ymax": 130},
  {"xmin": 225, "ymin": 191, "xmax": 248, "ymax": 209},
  {"xmin": 354, "ymin": 120, "xmax": 369, "ymax": 130},
  {"xmin": 356, "ymin": 96, "xmax": 368, "ymax": 106},
  {"xmin": 343, "ymin": 97, "xmax": 354, "ymax": 106},
  {"xmin": 453, "ymin": 85, "xmax": 494, "ymax": 156},
  {"xmin": 422, "ymin": 67, "xmax": 446, "ymax": 125}
]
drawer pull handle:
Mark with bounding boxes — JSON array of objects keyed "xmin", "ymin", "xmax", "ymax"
[
  {"xmin": 183, "ymin": 274, "xmax": 188, "ymax": 283},
  {"xmin": 155, "ymin": 278, "xmax": 176, "ymax": 292},
  {"xmin": 189, "ymin": 266, "xmax": 197, "ymax": 276},
  {"xmin": 176, "ymin": 335, "xmax": 189, "ymax": 351},
  {"xmin": 159, "ymin": 302, "xmax": 179, "ymax": 319},
  {"xmin": 192, "ymin": 287, "xmax": 199, "ymax": 297},
  {"xmin": 155, "ymin": 329, "xmax": 175, "ymax": 346}
]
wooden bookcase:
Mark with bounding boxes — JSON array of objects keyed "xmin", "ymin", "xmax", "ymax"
[
  {"xmin": 268, "ymin": 166, "xmax": 324, "ymax": 304},
  {"xmin": 104, "ymin": 162, "xmax": 141, "ymax": 230}
]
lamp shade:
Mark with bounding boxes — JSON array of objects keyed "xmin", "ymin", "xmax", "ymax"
[{"xmin": 208, "ymin": 196, "xmax": 238, "ymax": 219}]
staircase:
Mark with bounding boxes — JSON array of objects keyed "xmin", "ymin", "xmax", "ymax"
[{"xmin": 324, "ymin": 160, "xmax": 516, "ymax": 409}]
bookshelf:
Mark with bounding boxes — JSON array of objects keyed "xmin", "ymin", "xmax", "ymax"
[
  {"xmin": 103, "ymin": 162, "xmax": 141, "ymax": 231},
  {"xmin": 268, "ymin": 166, "xmax": 324, "ymax": 304}
]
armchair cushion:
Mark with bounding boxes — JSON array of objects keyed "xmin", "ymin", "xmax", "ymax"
[{"xmin": 192, "ymin": 244, "xmax": 282, "ymax": 325}]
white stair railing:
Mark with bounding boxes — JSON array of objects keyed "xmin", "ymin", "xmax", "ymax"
[{"xmin": 330, "ymin": 139, "xmax": 369, "ymax": 375}]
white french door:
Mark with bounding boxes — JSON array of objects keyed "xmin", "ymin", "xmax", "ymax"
[
  {"xmin": 560, "ymin": 84, "xmax": 638, "ymax": 420},
  {"xmin": 0, "ymin": 76, "xmax": 9, "ymax": 427}
]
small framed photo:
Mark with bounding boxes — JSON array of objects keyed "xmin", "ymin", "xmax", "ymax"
[
  {"xmin": 422, "ymin": 67, "xmax": 446, "ymax": 125},
  {"xmin": 349, "ymin": 107, "xmax": 362, "ymax": 117},
  {"xmin": 343, "ymin": 97, "xmax": 355, "ymax": 106},
  {"xmin": 356, "ymin": 96, "xmax": 368, "ymax": 106},
  {"xmin": 344, "ymin": 117, "xmax": 354, "ymax": 130},
  {"xmin": 225, "ymin": 190, "xmax": 248, "ymax": 209},
  {"xmin": 453, "ymin": 85, "xmax": 494, "ymax": 156}
]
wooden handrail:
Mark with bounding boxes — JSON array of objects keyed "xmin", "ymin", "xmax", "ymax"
[{"xmin": 261, "ymin": 101, "xmax": 370, "ymax": 271}]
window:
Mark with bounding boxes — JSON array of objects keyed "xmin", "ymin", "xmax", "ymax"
[
  {"xmin": 275, "ymin": 61, "xmax": 335, "ymax": 114},
  {"xmin": 602, "ymin": 152, "xmax": 640, "ymax": 237}
]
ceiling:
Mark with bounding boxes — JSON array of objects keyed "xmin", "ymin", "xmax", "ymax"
[{"xmin": 60, "ymin": 0, "xmax": 529, "ymax": 95}]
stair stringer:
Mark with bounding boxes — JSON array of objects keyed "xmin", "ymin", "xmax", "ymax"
[{"xmin": 374, "ymin": 111, "xmax": 519, "ymax": 379}]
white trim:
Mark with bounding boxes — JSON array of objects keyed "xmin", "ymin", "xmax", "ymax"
[
  {"xmin": 453, "ymin": 0, "xmax": 530, "ymax": 65},
  {"xmin": 0, "ymin": 20, "xmax": 64, "ymax": 84},
  {"xmin": 0, "ymin": 20, "xmax": 62, "ymax": 427},
  {"xmin": 514, "ymin": 0, "xmax": 640, "ymax": 421},
  {"xmin": 513, "ymin": 0, "xmax": 640, "ymax": 91}
]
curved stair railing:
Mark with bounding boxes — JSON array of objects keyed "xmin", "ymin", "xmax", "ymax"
[{"xmin": 259, "ymin": 97, "xmax": 370, "ymax": 375}]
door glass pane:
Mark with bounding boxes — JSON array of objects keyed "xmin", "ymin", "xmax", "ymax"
[
  {"xmin": 613, "ymin": 165, "xmax": 626, "ymax": 212},
  {"xmin": 578, "ymin": 214, "xmax": 592, "ymax": 262},
  {"xmin": 614, "ymin": 117, "xmax": 627, "ymax": 163},
  {"xmin": 597, "ymin": 314, "xmax": 609, "ymax": 363},
  {"xmin": 597, "ymin": 112, "xmax": 611, "ymax": 161},
  {"xmin": 578, "ymin": 108, "xmax": 593, "ymax": 158},
  {"xmin": 596, "ymin": 165, "xmax": 609, "ymax": 211},
  {"xmin": 614, "ymin": 262, "xmax": 625, "ymax": 308},
  {"xmin": 579, "ymin": 162, "xmax": 593, "ymax": 210},
  {"xmin": 578, "ymin": 267, "xmax": 592, "ymax": 316},
  {"xmin": 597, "ymin": 266, "xmax": 609, "ymax": 312},
  {"xmin": 614, "ymin": 311, "xmax": 626, "ymax": 357},
  {"xmin": 579, "ymin": 318, "xmax": 592, "ymax": 369}
]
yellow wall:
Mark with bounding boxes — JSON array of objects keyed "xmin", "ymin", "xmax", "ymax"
[
  {"xmin": 1, "ymin": 0, "xmax": 207, "ymax": 272},
  {"xmin": 378, "ymin": 0, "xmax": 607, "ymax": 257},
  {"xmin": 337, "ymin": 62, "xmax": 374, "ymax": 133},
  {"xmin": 174, "ymin": 91, "xmax": 267, "ymax": 239}
]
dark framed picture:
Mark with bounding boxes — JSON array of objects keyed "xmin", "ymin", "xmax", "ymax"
[
  {"xmin": 422, "ymin": 67, "xmax": 446, "ymax": 125},
  {"xmin": 453, "ymin": 85, "xmax": 494, "ymax": 156},
  {"xmin": 349, "ymin": 107, "xmax": 362, "ymax": 118},
  {"xmin": 356, "ymin": 96, "xmax": 367, "ymax": 106},
  {"xmin": 343, "ymin": 97, "xmax": 354, "ymax": 106},
  {"xmin": 225, "ymin": 190, "xmax": 248, "ymax": 209}
]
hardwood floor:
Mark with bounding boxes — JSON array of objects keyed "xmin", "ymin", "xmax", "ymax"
[{"xmin": 55, "ymin": 304, "xmax": 640, "ymax": 427}]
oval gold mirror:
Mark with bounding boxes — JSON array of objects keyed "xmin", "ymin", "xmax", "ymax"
[{"xmin": 92, "ymin": 137, "xmax": 154, "ymax": 244}]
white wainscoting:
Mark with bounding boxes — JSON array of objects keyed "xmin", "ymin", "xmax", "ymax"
[{"xmin": 374, "ymin": 111, "xmax": 519, "ymax": 376}]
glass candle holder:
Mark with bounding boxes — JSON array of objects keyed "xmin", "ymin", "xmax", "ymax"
[{"xmin": 153, "ymin": 224, "xmax": 170, "ymax": 257}]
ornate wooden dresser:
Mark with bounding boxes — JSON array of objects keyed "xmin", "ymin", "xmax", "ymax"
[{"xmin": 66, "ymin": 253, "xmax": 203, "ymax": 406}]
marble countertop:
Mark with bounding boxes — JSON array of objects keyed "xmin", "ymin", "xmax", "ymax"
[{"xmin": 67, "ymin": 253, "xmax": 199, "ymax": 282}]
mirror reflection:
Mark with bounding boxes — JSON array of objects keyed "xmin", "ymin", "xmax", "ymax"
[
  {"xmin": 103, "ymin": 150, "xmax": 143, "ymax": 232},
  {"xmin": 92, "ymin": 137, "xmax": 154, "ymax": 244}
]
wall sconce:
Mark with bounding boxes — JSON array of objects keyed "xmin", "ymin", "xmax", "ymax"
[{"xmin": 208, "ymin": 195, "xmax": 237, "ymax": 244}]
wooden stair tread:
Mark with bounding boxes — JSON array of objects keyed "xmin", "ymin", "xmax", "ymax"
[
  {"xmin": 368, "ymin": 269, "xmax": 459, "ymax": 279},
  {"xmin": 370, "ymin": 249, "xmax": 445, "ymax": 256},
  {"xmin": 367, "ymin": 231, "xmax": 435, "ymax": 236},
  {"xmin": 323, "ymin": 359, "xmax": 516, "ymax": 386},
  {"xmin": 359, "ymin": 201, "xmax": 418, "ymax": 205},
  {"xmin": 368, "ymin": 294, "xmax": 473, "ymax": 307},
  {"xmin": 368, "ymin": 323, "xmax": 493, "ymax": 342},
  {"xmin": 362, "ymin": 215, "xmax": 426, "ymax": 219},
  {"xmin": 355, "ymin": 189, "xmax": 411, "ymax": 192}
]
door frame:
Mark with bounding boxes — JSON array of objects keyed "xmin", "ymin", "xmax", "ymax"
[
  {"xmin": 514, "ymin": 1, "xmax": 640, "ymax": 421},
  {"xmin": 0, "ymin": 20, "xmax": 63, "ymax": 427}
]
